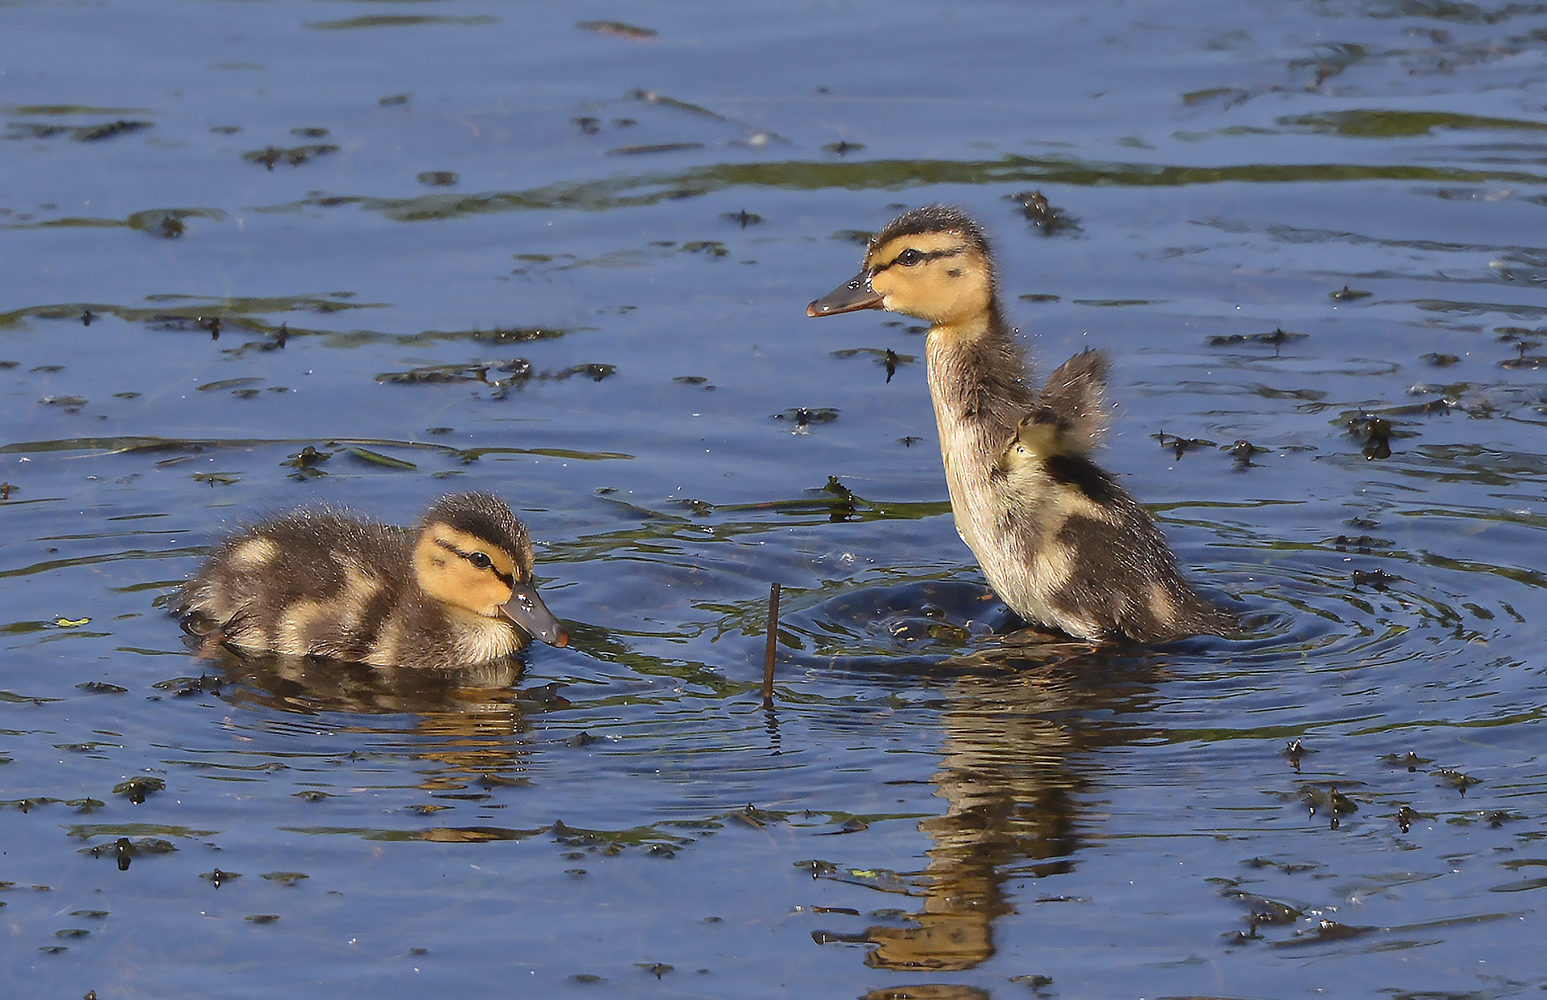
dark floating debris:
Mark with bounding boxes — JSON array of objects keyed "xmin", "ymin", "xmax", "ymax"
[
  {"xmin": 1007, "ymin": 189, "xmax": 1077, "ymax": 234},
  {"xmin": 1228, "ymin": 439, "xmax": 1267, "ymax": 468},
  {"xmin": 377, "ymin": 357, "xmax": 608, "ymax": 395},
  {"xmin": 830, "ymin": 347, "xmax": 914, "ymax": 383},
  {"xmin": 1332, "ymin": 533, "xmax": 1390, "ymax": 553},
  {"xmin": 1379, "ymin": 751, "xmax": 1431, "ymax": 771},
  {"xmin": 1501, "ymin": 342, "xmax": 1547, "ymax": 369},
  {"xmin": 1207, "ymin": 328, "xmax": 1307, "ymax": 353},
  {"xmin": 680, "ymin": 240, "xmax": 728, "ymax": 257},
  {"xmin": 720, "ymin": 209, "xmax": 762, "ymax": 228},
  {"xmin": 6, "ymin": 122, "xmax": 71, "ymax": 139},
  {"xmin": 771, "ymin": 407, "xmax": 839, "ymax": 432},
  {"xmin": 160, "ymin": 672, "xmax": 222, "ymax": 697},
  {"xmin": 822, "ymin": 140, "xmax": 865, "ymax": 156},
  {"xmin": 417, "ymin": 171, "xmax": 458, "ymax": 187},
  {"xmin": 1287, "ymin": 919, "xmax": 1376, "ymax": 945},
  {"xmin": 471, "ymin": 326, "xmax": 569, "ymax": 346},
  {"xmin": 832, "ymin": 228, "xmax": 873, "ymax": 245},
  {"xmin": 1282, "ymin": 739, "xmax": 1314, "ymax": 771},
  {"xmin": 74, "ymin": 681, "xmax": 127, "ymax": 695},
  {"xmin": 570, "ymin": 116, "xmax": 601, "ymax": 135},
  {"xmin": 242, "ymin": 143, "xmax": 340, "ymax": 170},
  {"xmin": 282, "ymin": 445, "xmax": 332, "ymax": 480},
  {"xmin": 73, "ymin": 119, "xmax": 153, "ymax": 142},
  {"xmin": 291, "ymin": 126, "xmax": 329, "ymax": 138},
  {"xmin": 1434, "ymin": 768, "xmax": 1482, "ymax": 795},
  {"xmin": 1329, "ymin": 285, "xmax": 1372, "ymax": 301},
  {"xmin": 379, "ymin": 92, "xmax": 411, "ymax": 106},
  {"xmin": 1351, "ymin": 568, "xmax": 1401, "ymax": 590},
  {"xmin": 1300, "ymin": 784, "xmax": 1358, "ymax": 830},
  {"xmin": 261, "ymin": 871, "xmax": 309, "ymax": 886},
  {"xmin": 84, "ymin": 836, "xmax": 174, "ymax": 870},
  {"xmin": 1346, "ymin": 412, "xmax": 1393, "ymax": 459},
  {"xmin": 1380, "ymin": 398, "xmax": 1450, "ymax": 417},
  {"xmin": 605, "ymin": 142, "xmax": 703, "ymax": 156},
  {"xmin": 1155, "ymin": 431, "xmax": 1217, "ymax": 459},
  {"xmin": 201, "ymin": 868, "xmax": 242, "ymax": 887},
  {"xmin": 577, "ymin": 19, "xmax": 657, "ymax": 39}
]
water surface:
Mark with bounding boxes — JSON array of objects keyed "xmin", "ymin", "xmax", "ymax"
[{"xmin": 3, "ymin": 1, "xmax": 1547, "ymax": 997}]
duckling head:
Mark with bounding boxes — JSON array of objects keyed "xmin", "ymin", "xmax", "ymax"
[
  {"xmin": 411, "ymin": 493, "xmax": 569, "ymax": 648},
  {"xmin": 1004, "ymin": 405, "xmax": 1080, "ymax": 466},
  {"xmin": 808, "ymin": 205, "xmax": 997, "ymax": 328}
]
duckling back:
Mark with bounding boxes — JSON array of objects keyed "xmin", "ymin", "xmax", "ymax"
[
  {"xmin": 181, "ymin": 495, "xmax": 560, "ymax": 669},
  {"xmin": 995, "ymin": 411, "xmax": 1237, "ymax": 642}
]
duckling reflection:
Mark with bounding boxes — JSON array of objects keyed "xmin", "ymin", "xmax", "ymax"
[
  {"xmin": 858, "ymin": 655, "xmax": 1157, "ymax": 973},
  {"xmin": 216, "ymin": 651, "xmax": 543, "ymax": 800},
  {"xmin": 809, "ymin": 205, "xmax": 1235, "ymax": 642},
  {"xmin": 180, "ymin": 492, "xmax": 568, "ymax": 669}
]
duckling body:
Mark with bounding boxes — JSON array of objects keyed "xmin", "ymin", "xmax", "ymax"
[
  {"xmin": 180, "ymin": 493, "xmax": 568, "ymax": 669},
  {"xmin": 809, "ymin": 205, "xmax": 1235, "ymax": 642}
]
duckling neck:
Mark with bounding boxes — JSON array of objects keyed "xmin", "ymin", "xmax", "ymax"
[{"xmin": 924, "ymin": 299, "xmax": 1036, "ymax": 552}]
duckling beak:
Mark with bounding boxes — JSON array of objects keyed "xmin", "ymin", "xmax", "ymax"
[
  {"xmin": 499, "ymin": 583, "xmax": 570, "ymax": 648},
  {"xmin": 807, "ymin": 272, "xmax": 882, "ymax": 317}
]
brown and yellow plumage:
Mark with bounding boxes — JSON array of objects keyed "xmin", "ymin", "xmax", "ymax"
[
  {"xmin": 809, "ymin": 205, "xmax": 1236, "ymax": 642},
  {"xmin": 179, "ymin": 492, "xmax": 568, "ymax": 668}
]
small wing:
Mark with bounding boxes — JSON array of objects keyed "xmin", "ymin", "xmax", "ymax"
[{"xmin": 1036, "ymin": 349, "xmax": 1111, "ymax": 453}]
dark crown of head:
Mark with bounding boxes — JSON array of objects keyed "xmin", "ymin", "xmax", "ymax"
[
  {"xmin": 423, "ymin": 493, "xmax": 527, "ymax": 550},
  {"xmin": 871, "ymin": 204, "xmax": 991, "ymax": 259}
]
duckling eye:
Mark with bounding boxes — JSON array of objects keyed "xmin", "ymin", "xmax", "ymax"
[
  {"xmin": 896, "ymin": 248, "xmax": 924, "ymax": 267},
  {"xmin": 467, "ymin": 551, "xmax": 493, "ymax": 570}
]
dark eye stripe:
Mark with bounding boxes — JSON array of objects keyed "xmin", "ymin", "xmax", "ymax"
[
  {"xmin": 435, "ymin": 537, "xmax": 515, "ymax": 587},
  {"xmin": 871, "ymin": 244, "xmax": 966, "ymax": 275}
]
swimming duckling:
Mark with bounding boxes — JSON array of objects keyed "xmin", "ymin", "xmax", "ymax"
[
  {"xmin": 808, "ymin": 204, "xmax": 1235, "ymax": 642},
  {"xmin": 179, "ymin": 492, "xmax": 569, "ymax": 669}
]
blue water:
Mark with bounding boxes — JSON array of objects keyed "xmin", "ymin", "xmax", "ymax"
[{"xmin": 3, "ymin": 1, "xmax": 1547, "ymax": 996}]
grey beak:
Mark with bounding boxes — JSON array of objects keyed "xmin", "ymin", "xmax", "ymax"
[
  {"xmin": 807, "ymin": 271, "xmax": 883, "ymax": 317},
  {"xmin": 499, "ymin": 582, "xmax": 569, "ymax": 648}
]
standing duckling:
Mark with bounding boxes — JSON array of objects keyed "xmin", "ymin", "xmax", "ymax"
[
  {"xmin": 180, "ymin": 492, "xmax": 569, "ymax": 668},
  {"xmin": 808, "ymin": 204, "xmax": 1235, "ymax": 642}
]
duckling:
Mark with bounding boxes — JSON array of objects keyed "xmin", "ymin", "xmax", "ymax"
[
  {"xmin": 808, "ymin": 204, "xmax": 1235, "ymax": 642},
  {"xmin": 179, "ymin": 492, "xmax": 569, "ymax": 669}
]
